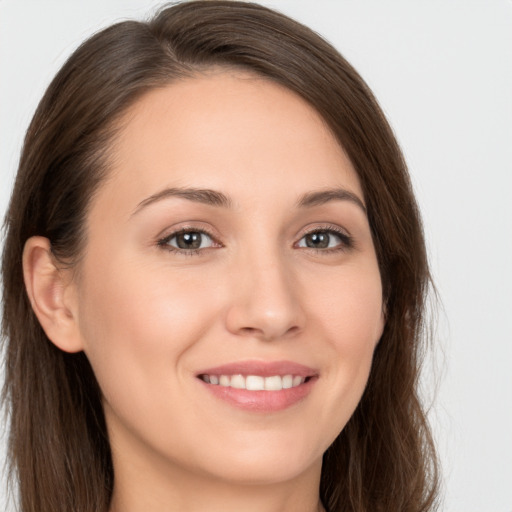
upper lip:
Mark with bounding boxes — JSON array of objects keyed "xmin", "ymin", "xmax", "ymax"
[{"xmin": 196, "ymin": 360, "xmax": 318, "ymax": 378}]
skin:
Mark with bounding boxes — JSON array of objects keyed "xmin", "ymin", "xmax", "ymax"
[{"xmin": 24, "ymin": 70, "xmax": 384, "ymax": 512}]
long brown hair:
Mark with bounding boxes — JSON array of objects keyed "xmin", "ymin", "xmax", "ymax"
[{"xmin": 1, "ymin": 2, "xmax": 439, "ymax": 511}]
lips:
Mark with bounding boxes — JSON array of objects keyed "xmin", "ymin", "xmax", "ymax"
[
  {"xmin": 200, "ymin": 374, "xmax": 307, "ymax": 390},
  {"xmin": 196, "ymin": 360, "xmax": 318, "ymax": 412}
]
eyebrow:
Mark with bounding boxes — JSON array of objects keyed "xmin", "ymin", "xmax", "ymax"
[
  {"xmin": 131, "ymin": 186, "xmax": 366, "ymax": 217},
  {"xmin": 296, "ymin": 188, "xmax": 367, "ymax": 213},
  {"xmin": 132, "ymin": 187, "xmax": 232, "ymax": 216}
]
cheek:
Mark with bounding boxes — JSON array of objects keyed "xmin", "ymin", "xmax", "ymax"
[
  {"xmin": 310, "ymin": 262, "xmax": 384, "ymax": 350},
  {"xmin": 334, "ymin": 272, "xmax": 383, "ymax": 380},
  {"xmin": 75, "ymin": 255, "xmax": 218, "ymax": 409},
  {"xmin": 306, "ymin": 264, "xmax": 383, "ymax": 430}
]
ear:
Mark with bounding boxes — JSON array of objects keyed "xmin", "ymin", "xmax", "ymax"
[{"xmin": 22, "ymin": 236, "xmax": 84, "ymax": 353}]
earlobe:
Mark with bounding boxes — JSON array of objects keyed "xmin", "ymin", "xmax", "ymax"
[{"xmin": 22, "ymin": 236, "xmax": 84, "ymax": 353}]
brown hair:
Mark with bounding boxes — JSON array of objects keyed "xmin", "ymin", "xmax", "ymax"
[{"xmin": 1, "ymin": 2, "xmax": 439, "ymax": 511}]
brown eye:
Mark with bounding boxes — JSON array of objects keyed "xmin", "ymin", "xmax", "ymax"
[
  {"xmin": 297, "ymin": 230, "xmax": 348, "ymax": 250},
  {"xmin": 304, "ymin": 232, "xmax": 330, "ymax": 249},
  {"xmin": 166, "ymin": 231, "xmax": 214, "ymax": 250}
]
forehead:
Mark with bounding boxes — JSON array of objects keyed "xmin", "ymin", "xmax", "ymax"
[{"xmin": 96, "ymin": 70, "xmax": 362, "ymax": 215}]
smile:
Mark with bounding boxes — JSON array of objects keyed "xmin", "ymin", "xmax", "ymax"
[
  {"xmin": 199, "ymin": 374, "xmax": 308, "ymax": 390},
  {"xmin": 196, "ymin": 361, "xmax": 318, "ymax": 412}
]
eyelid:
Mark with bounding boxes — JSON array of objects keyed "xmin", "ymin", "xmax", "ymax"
[
  {"xmin": 299, "ymin": 223, "xmax": 350, "ymax": 237},
  {"xmin": 157, "ymin": 225, "xmax": 223, "ymax": 254},
  {"xmin": 294, "ymin": 223, "xmax": 354, "ymax": 251},
  {"xmin": 156, "ymin": 222, "xmax": 219, "ymax": 242},
  {"xmin": 155, "ymin": 222, "xmax": 354, "ymax": 256}
]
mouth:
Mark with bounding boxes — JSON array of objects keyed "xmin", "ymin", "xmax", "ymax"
[
  {"xmin": 198, "ymin": 373, "xmax": 311, "ymax": 390},
  {"xmin": 196, "ymin": 360, "xmax": 318, "ymax": 412}
]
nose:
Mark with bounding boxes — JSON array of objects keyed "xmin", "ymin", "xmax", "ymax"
[{"xmin": 224, "ymin": 250, "xmax": 304, "ymax": 341}]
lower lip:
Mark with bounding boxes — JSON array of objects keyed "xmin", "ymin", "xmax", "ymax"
[{"xmin": 198, "ymin": 377, "xmax": 317, "ymax": 412}]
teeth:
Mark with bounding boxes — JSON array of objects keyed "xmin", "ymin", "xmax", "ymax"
[
  {"xmin": 230, "ymin": 374, "xmax": 245, "ymax": 389},
  {"xmin": 282, "ymin": 375, "xmax": 293, "ymax": 389},
  {"xmin": 246, "ymin": 375, "xmax": 264, "ymax": 391},
  {"xmin": 200, "ymin": 373, "xmax": 306, "ymax": 390},
  {"xmin": 265, "ymin": 375, "xmax": 282, "ymax": 391},
  {"xmin": 219, "ymin": 375, "xmax": 230, "ymax": 387}
]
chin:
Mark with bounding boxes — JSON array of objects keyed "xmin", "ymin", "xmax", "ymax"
[{"xmin": 189, "ymin": 429, "xmax": 327, "ymax": 486}]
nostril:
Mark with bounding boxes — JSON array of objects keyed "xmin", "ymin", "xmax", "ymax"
[
  {"xmin": 240, "ymin": 327, "xmax": 259, "ymax": 336},
  {"xmin": 237, "ymin": 324, "xmax": 302, "ymax": 341}
]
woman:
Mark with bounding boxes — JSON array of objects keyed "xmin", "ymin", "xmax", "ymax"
[{"xmin": 1, "ymin": 1, "xmax": 439, "ymax": 511}]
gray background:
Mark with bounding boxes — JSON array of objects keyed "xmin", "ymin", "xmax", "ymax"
[{"xmin": 1, "ymin": 1, "xmax": 511, "ymax": 510}]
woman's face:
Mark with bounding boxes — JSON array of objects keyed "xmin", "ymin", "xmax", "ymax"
[{"xmin": 71, "ymin": 71, "xmax": 384, "ymax": 485}]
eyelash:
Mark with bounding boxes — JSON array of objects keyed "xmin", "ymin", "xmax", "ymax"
[
  {"xmin": 157, "ymin": 225, "xmax": 354, "ymax": 256},
  {"xmin": 297, "ymin": 225, "xmax": 354, "ymax": 253},
  {"xmin": 157, "ymin": 227, "xmax": 219, "ymax": 257}
]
